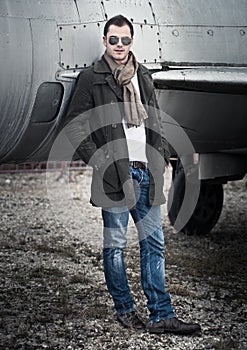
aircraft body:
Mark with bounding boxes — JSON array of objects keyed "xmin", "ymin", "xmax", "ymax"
[{"xmin": 0, "ymin": 0, "xmax": 246, "ymax": 233}]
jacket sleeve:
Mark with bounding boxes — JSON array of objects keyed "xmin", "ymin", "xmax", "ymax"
[
  {"xmin": 150, "ymin": 86, "xmax": 171, "ymax": 166},
  {"xmin": 65, "ymin": 70, "xmax": 106, "ymax": 169}
]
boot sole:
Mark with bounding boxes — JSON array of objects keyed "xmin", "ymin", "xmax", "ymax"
[{"xmin": 148, "ymin": 327, "xmax": 201, "ymax": 335}]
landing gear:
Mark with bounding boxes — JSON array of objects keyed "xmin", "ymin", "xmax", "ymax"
[{"xmin": 168, "ymin": 164, "xmax": 224, "ymax": 235}]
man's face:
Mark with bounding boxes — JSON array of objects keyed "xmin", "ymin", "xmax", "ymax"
[{"xmin": 103, "ymin": 24, "xmax": 133, "ymax": 65}]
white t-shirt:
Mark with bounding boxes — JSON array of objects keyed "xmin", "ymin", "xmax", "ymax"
[{"xmin": 122, "ymin": 73, "xmax": 148, "ymax": 163}]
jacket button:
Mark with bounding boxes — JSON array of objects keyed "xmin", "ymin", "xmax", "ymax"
[
  {"xmin": 112, "ymin": 123, "xmax": 118, "ymax": 128},
  {"xmin": 158, "ymin": 146, "xmax": 163, "ymax": 151}
]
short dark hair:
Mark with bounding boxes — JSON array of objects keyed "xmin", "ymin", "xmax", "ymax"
[{"xmin": 103, "ymin": 15, "xmax": 134, "ymax": 37}]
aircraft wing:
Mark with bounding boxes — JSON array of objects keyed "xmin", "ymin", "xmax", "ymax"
[{"xmin": 153, "ymin": 68, "xmax": 247, "ymax": 94}]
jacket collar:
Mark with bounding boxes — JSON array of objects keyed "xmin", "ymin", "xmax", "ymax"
[{"xmin": 93, "ymin": 56, "xmax": 112, "ymax": 74}]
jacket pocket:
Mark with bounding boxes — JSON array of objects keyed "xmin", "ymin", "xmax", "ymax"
[{"xmin": 102, "ymin": 161, "xmax": 122, "ymax": 194}]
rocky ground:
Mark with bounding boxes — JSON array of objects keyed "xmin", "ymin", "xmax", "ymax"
[{"xmin": 0, "ymin": 167, "xmax": 246, "ymax": 349}]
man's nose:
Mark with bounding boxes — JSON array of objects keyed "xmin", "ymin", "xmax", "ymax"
[{"xmin": 117, "ymin": 40, "xmax": 123, "ymax": 47}]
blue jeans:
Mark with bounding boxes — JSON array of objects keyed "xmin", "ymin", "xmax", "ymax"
[{"xmin": 102, "ymin": 166, "xmax": 175, "ymax": 323}]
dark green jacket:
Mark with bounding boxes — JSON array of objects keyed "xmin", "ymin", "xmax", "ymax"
[{"xmin": 65, "ymin": 56, "xmax": 169, "ymax": 208}]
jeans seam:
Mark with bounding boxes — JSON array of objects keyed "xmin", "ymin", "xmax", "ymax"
[{"xmin": 142, "ymin": 238, "xmax": 159, "ymax": 312}]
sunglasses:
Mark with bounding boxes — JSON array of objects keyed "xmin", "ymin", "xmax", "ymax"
[{"xmin": 108, "ymin": 35, "xmax": 132, "ymax": 46}]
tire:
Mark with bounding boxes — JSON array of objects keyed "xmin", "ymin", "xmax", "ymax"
[{"xmin": 168, "ymin": 168, "xmax": 224, "ymax": 235}]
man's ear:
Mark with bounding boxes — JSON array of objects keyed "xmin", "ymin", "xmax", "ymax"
[{"xmin": 103, "ymin": 36, "xmax": 107, "ymax": 47}]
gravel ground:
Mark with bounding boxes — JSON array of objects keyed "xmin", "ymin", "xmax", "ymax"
[{"xmin": 0, "ymin": 167, "xmax": 246, "ymax": 350}]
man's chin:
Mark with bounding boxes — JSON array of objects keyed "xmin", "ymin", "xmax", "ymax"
[{"xmin": 113, "ymin": 55, "xmax": 128, "ymax": 64}]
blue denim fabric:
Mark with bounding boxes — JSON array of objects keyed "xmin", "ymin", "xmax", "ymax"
[{"xmin": 102, "ymin": 166, "xmax": 175, "ymax": 322}]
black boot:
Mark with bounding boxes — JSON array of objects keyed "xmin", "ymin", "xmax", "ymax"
[
  {"xmin": 147, "ymin": 317, "xmax": 201, "ymax": 335},
  {"xmin": 117, "ymin": 311, "xmax": 145, "ymax": 330}
]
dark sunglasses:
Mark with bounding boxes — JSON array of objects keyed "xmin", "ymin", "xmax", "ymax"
[{"xmin": 108, "ymin": 35, "xmax": 132, "ymax": 46}]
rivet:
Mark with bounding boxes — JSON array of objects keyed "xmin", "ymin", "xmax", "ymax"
[
  {"xmin": 240, "ymin": 29, "xmax": 246, "ymax": 36},
  {"xmin": 172, "ymin": 29, "xmax": 179, "ymax": 37},
  {"xmin": 52, "ymin": 99, "xmax": 59, "ymax": 107},
  {"xmin": 207, "ymin": 29, "xmax": 214, "ymax": 36}
]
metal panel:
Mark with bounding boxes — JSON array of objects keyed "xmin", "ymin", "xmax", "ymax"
[
  {"xmin": 1, "ymin": 18, "xmax": 64, "ymax": 162},
  {"xmin": 0, "ymin": 0, "xmax": 79, "ymax": 24},
  {"xmin": 156, "ymin": 88, "xmax": 247, "ymax": 153},
  {"xmin": 199, "ymin": 154, "xmax": 247, "ymax": 180},
  {"xmin": 132, "ymin": 24, "xmax": 160, "ymax": 63},
  {"xmin": 159, "ymin": 26, "xmax": 247, "ymax": 65},
  {"xmin": 59, "ymin": 21, "xmax": 161, "ymax": 68},
  {"xmin": 31, "ymin": 19, "xmax": 60, "ymax": 82},
  {"xmin": 76, "ymin": 0, "xmax": 105, "ymax": 23},
  {"xmin": 13, "ymin": 19, "xmax": 65, "ymax": 160},
  {"xmin": 0, "ymin": 17, "xmax": 32, "ymax": 159},
  {"xmin": 149, "ymin": 0, "xmax": 247, "ymax": 65},
  {"xmin": 102, "ymin": 0, "xmax": 155, "ymax": 24},
  {"xmin": 59, "ymin": 22, "xmax": 105, "ymax": 68},
  {"xmin": 151, "ymin": 0, "xmax": 247, "ymax": 26}
]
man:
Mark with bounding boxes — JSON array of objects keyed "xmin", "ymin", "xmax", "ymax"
[{"xmin": 65, "ymin": 14, "xmax": 201, "ymax": 335}]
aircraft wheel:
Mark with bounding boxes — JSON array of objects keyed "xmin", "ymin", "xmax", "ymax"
[{"xmin": 168, "ymin": 168, "xmax": 224, "ymax": 235}]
